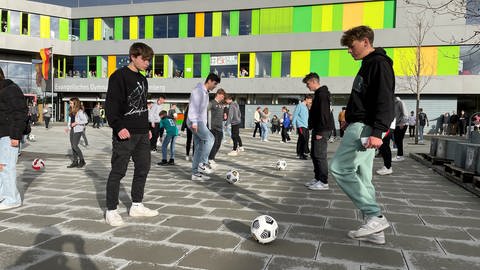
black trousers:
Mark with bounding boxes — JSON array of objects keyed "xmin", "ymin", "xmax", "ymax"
[
  {"xmin": 186, "ymin": 128, "xmax": 194, "ymax": 156},
  {"xmin": 149, "ymin": 123, "xmax": 159, "ymax": 150},
  {"xmin": 44, "ymin": 117, "xmax": 51, "ymax": 129},
  {"xmin": 106, "ymin": 133, "xmax": 151, "ymax": 210},
  {"xmin": 281, "ymin": 126, "xmax": 291, "ymax": 142},
  {"xmin": 253, "ymin": 122, "xmax": 262, "ymax": 137},
  {"xmin": 70, "ymin": 130, "xmax": 84, "ymax": 162},
  {"xmin": 311, "ymin": 131, "xmax": 329, "ymax": 183},
  {"xmin": 296, "ymin": 127, "xmax": 309, "ymax": 157},
  {"xmin": 394, "ymin": 125, "xmax": 407, "ymax": 156},
  {"xmin": 379, "ymin": 129, "xmax": 393, "ymax": 169},
  {"xmin": 93, "ymin": 116, "xmax": 101, "ymax": 128},
  {"xmin": 231, "ymin": 124, "xmax": 243, "ymax": 151},
  {"xmin": 209, "ymin": 129, "xmax": 223, "ymax": 160},
  {"xmin": 408, "ymin": 125, "xmax": 415, "ymax": 137}
]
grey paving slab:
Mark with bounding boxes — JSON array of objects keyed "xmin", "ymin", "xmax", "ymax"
[
  {"xmin": 0, "ymin": 127, "xmax": 477, "ymax": 269},
  {"xmin": 319, "ymin": 243, "xmax": 405, "ymax": 268},
  {"xmin": 406, "ymin": 252, "xmax": 480, "ymax": 270},
  {"xmin": 266, "ymin": 256, "xmax": 350, "ymax": 270},
  {"xmin": 178, "ymin": 247, "xmax": 268, "ymax": 270}
]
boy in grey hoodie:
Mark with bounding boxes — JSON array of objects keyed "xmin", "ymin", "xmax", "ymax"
[{"xmin": 225, "ymin": 95, "xmax": 244, "ymax": 156}]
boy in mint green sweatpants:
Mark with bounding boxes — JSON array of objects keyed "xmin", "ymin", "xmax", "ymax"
[{"xmin": 331, "ymin": 25, "xmax": 395, "ymax": 244}]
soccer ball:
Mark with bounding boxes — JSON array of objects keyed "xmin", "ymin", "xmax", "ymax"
[
  {"xmin": 32, "ymin": 158, "xmax": 45, "ymax": 171},
  {"xmin": 226, "ymin": 169, "xmax": 240, "ymax": 184},
  {"xmin": 28, "ymin": 134, "xmax": 36, "ymax": 141},
  {"xmin": 251, "ymin": 215, "xmax": 278, "ymax": 244},
  {"xmin": 276, "ymin": 160, "xmax": 287, "ymax": 170}
]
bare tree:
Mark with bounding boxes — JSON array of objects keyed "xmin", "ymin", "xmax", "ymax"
[{"xmin": 398, "ymin": 13, "xmax": 433, "ymax": 144}]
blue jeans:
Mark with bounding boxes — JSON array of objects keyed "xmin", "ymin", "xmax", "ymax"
[
  {"xmin": 162, "ymin": 135, "xmax": 177, "ymax": 160},
  {"xmin": 192, "ymin": 122, "xmax": 214, "ymax": 174},
  {"xmin": 260, "ymin": 122, "xmax": 269, "ymax": 140},
  {"xmin": 419, "ymin": 125, "xmax": 425, "ymax": 141},
  {"xmin": 0, "ymin": 136, "xmax": 21, "ymax": 206}
]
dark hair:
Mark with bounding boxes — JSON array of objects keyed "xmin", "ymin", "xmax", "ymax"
[
  {"xmin": 129, "ymin": 42, "xmax": 154, "ymax": 61},
  {"xmin": 205, "ymin": 73, "xmax": 221, "ymax": 84},
  {"xmin": 304, "ymin": 95, "xmax": 313, "ymax": 100},
  {"xmin": 215, "ymin": 88, "xmax": 226, "ymax": 96},
  {"xmin": 159, "ymin": 110, "xmax": 167, "ymax": 117},
  {"xmin": 302, "ymin": 72, "xmax": 319, "ymax": 84},
  {"xmin": 342, "ymin": 107, "xmax": 347, "ymax": 110},
  {"xmin": 225, "ymin": 94, "xmax": 234, "ymax": 101},
  {"xmin": 158, "ymin": 95, "xmax": 166, "ymax": 100},
  {"xmin": 0, "ymin": 67, "xmax": 4, "ymax": 80},
  {"xmin": 341, "ymin": 25, "xmax": 374, "ymax": 47}
]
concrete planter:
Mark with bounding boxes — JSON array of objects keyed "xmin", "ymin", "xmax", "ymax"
[
  {"xmin": 446, "ymin": 140, "xmax": 459, "ymax": 161},
  {"xmin": 471, "ymin": 131, "xmax": 480, "ymax": 144},
  {"xmin": 454, "ymin": 143, "xmax": 469, "ymax": 169},
  {"xmin": 430, "ymin": 137, "xmax": 438, "ymax": 156},
  {"xmin": 465, "ymin": 144, "xmax": 480, "ymax": 172}
]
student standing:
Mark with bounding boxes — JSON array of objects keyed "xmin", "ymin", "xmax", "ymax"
[
  {"xmin": 225, "ymin": 95, "xmax": 244, "ymax": 156},
  {"xmin": 66, "ymin": 98, "xmax": 88, "ymax": 168},
  {"xmin": 157, "ymin": 110, "xmax": 178, "ymax": 166},
  {"xmin": 292, "ymin": 95, "xmax": 312, "ymax": 160},
  {"xmin": 104, "ymin": 42, "xmax": 158, "ymax": 226},
  {"xmin": 207, "ymin": 89, "xmax": 226, "ymax": 168},
  {"xmin": 331, "ymin": 26, "xmax": 394, "ymax": 244}
]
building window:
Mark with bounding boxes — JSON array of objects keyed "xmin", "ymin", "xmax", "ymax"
[
  {"xmin": 72, "ymin": 56, "xmax": 88, "ymax": 78},
  {"xmin": 239, "ymin": 10, "xmax": 251, "ymax": 35},
  {"xmin": 9, "ymin": 11, "xmax": 20, "ymax": 35},
  {"xmin": 72, "ymin": 19, "xmax": 80, "ymax": 40},
  {"xmin": 88, "ymin": 56, "xmax": 97, "ymax": 77},
  {"xmin": 117, "ymin": 55, "xmax": 130, "ymax": 69},
  {"xmin": 138, "ymin": 16, "xmax": 145, "ymax": 39},
  {"xmin": 21, "ymin": 13, "xmax": 29, "ymax": 35},
  {"xmin": 239, "ymin": 53, "xmax": 250, "ymax": 77},
  {"xmin": 204, "ymin": 12, "xmax": 212, "ymax": 37},
  {"xmin": 222, "ymin": 11, "xmax": 230, "ymax": 36},
  {"xmin": 153, "ymin": 54, "xmax": 164, "ymax": 77},
  {"xmin": 466, "ymin": 0, "xmax": 480, "ymax": 25},
  {"xmin": 153, "ymin": 15, "xmax": 167, "ymax": 38},
  {"xmin": 122, "ymin": 17, "xmax": 129, "ymax": 40},
  {"xmin": 167, "ymin": 14, "xmax": 178, "ymax": 38},
  {"xmin": 51, "ymin": 17, "xmax": 59, "ymax": 39},
  {"xmin": 460, "ymin": 46, "xmax": 480, "ymax": 75},
  {"xmin": 187, "ymin": 13, "xmax": 195, "ymax": 37},
  {"xmin": 170, "ymin": 54, "xmax": 184, "ymax": 77},
  {"xmin": 256, "ymin": 52, "xmax": 272, "ymax": 77},
  {"xmin": 30, "ymin": 14, "xmax": 40, "ymax": 37},
  {"xmin": 194, "ymin": 54, "xmax": 202, "ymax": 77},
  {"xmin": 281, "ymin": 51, "xmax": 291, "ymax": 77},
  {"xmin": 103, "ymin": 17, "xmax": 114, "ymax": 40},
  {"xmin": 1, "ymin": 10, "xmax": 7, "ymax": 32},
  {"xmin": 211, "ymin": 53, "xmax": 237, "ymax": 78}
]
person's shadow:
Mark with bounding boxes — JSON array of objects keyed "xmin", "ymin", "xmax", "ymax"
[{"xmin": 8, "ymin": 227, "xmax": 98, "ymax": 270}]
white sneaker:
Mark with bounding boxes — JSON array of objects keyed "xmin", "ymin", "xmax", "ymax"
[
  {"xmin": 348, "ymin": 231, "xmax": 385, "ymax": 245},
  {"xmin": 392, "ymin": 156, "xmax": 405, "ymax": 162},
  {"xmin": 198, "ymin": 163, "xmax": 213, "ymax": 174},
  {"xmin": 227, "ymin": 150, "xmax": 238, "ymax": 156},
  {"xmin": 263, "ymin": 139, "xmax": 269, "ymax": 142},
  {"xmin": 328, "ymin": 138, "xmax": 335, "ymax": 143},
  {"xmin": 308, "ymin": 181, "xmax": 329, "ymax": 190},
  {"xmin": 0, "ymin": 202, "xmax": 21, "ymax": 210},
  {"xmin": 105, "ymin": 209, "xmax": 124, "ymax": 226},
  {"xmin": 129, "ymin": 203, "xmax": 159, "ymax": 217},
  {"xmin": 192, "ymin": 173, "xmax": 210, "ymax": 181},
  {"xmin": 185, "ymin": 155, "xmax": 190, "ymax": 161},
  {"xmin": 376, "ymin": 166, "xmax": 393, "ymax": 175},
  {"xmin": 208, "ymin": 160, "xmax": 217, "ymax": 169},
  {"xmin": 238, "ymin": 147, "xmax": 245, "ymax": 152},
  {"xmin": 304, "ymin": 179, "xmax": 318, "ymax": 187},
  {"xmin": 350, "ymin": 215, "xmax": 390, "ymax": 238},
  {"xmin": 280, "ymin": 141, "xmax": 285, "ymax": 143}
]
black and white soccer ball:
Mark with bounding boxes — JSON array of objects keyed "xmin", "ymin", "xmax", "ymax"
[
  {"xmin": 226, "ymin": 169, "xmax": 240, "ymax": 184},
  {"xmin": 251, "ymin": 215, "xmax": 278, "ymax": 244},
  {"xmin": 28, "ymin": 134, "xmax": 36, "ymax": 141},
  {"xmin": 275, "ymin": 159, "xmax": 287, "ymax": 170}
]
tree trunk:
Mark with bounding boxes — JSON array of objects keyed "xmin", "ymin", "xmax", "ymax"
[{"xmin": 415, "ymin": 93, "xmax": 420, "ymax": 144}]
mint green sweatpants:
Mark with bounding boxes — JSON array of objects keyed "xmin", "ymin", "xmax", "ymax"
[{"xmin": 329, "ymin": 122, "xmax": 381, "ymax": 217}]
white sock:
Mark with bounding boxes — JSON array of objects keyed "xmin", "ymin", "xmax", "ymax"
[{"xmin": 132, "ymin": 202, "xmax": 142, "ymax": 207}]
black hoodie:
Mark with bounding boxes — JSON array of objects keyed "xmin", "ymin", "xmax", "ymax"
[
  {"xmin": 346, "ymin": 48, "xmax": 395, "ymax": 138},
  {"xmin": 309, "ymin": 85, "xmax": 334, "ymax": 135},
  {"xmin": 0, "ymin": 79, "xmax": 28, "ymax": 140}
]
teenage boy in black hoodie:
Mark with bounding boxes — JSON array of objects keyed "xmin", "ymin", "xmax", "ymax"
[
  {"xmin": 104, "ymin": 42, "xmax": 158, "ymax": 226},
  {"xmin": 303, "ymin": 73, "xmax": 333, "ymax": 191},
  {"xmin": 330, "ymin": 26, "xmax": 395, "ymax": 244}
]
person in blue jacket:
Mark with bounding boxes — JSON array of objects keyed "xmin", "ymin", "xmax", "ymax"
[
  {"xmin": 157, "ymin": 110, "xmax": 179, "ymax": 166},
  {"xmin": 280, "ymin": 106, "xmax": 291, "ymax": 143}
]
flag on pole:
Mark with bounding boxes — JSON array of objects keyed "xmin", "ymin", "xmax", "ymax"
[{"xmin": 40, "ymin": 48, "xmax": 51, "ymax": 80}]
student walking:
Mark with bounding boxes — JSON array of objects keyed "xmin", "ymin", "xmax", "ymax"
[
  {"xmin": 418, "ymin": 108, "xmax": 429, "ymax": 143},
  {"xmin": 207, "ymin": 89, "xmax": 226, "ymax": 168},
  {"xmin": 392, "ymin": 97, "xmax": 408, "ymax": 162},
  {"xmin": 260, "ymin": 107, "xmax": 270, "ymax": 142},
  {"xmin": 407, "ymin": 111, "xmax": 416, "ymax": 137},
  {"xmin": 252, "ymin": 107, "xmax": 262, "ymax": 138},
  {"xmin": 66, "ymin": 98, "xmax": 88, "ymax": 168},
  {"xmin": 42, "ymin": 104, "xmax": 52, "ymax": 129},
  {"xmin": 331, "ymin": 26, "xmax": 394, "ymax": 244},
  {"xmin": 104, "ymin": 42, "xmax": 159, "ymax": 226},
  {"xmin": 149, "ymin": 97, "xmax": 163, "ymax": 152},
  {"xmin": 187, "ymin": 73, "xmax": 220, "ymax": 181},
  {"xmin": 92, "ymin": 103, "xmax": 101, "ymax": 128},
  {"xmin": 376, "ymin": 119, "xmax": 396, "ymax": 175},
  {"xmin": 225, "ymin": 95, "xmax": 244, "ymax": 156},
  {"xmin": 271, "ymin": 115, "xmax": 280, "ymax": 134},
  {"xmin": 280, "ymin": 107, "xmax": 291, "ymax": 143},
  {"xmin": 157, "ymin": 110, "xmax": 178, "ymax": 166},
  {"xmin": 0, "ymin": 67, "xmax": 28, "ymax": 210},
  {"xmin": 302, "ymin": 73, "xmax": 333, "ymax": 190}
]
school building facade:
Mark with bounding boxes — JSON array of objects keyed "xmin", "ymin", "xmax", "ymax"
[{"xmin": 0, "ymin": 0, "xmax": 479, "ymax": 126}]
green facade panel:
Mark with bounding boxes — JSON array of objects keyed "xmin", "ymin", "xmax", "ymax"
[
  {"xmin": 310, "ymin": 50, "xmax": 329, "ymax": 77},
  {"xmin": 201, "ymin": 53, "xmax": 210, "ymax": 77},
  {"xmin": 96, "ymin": 56, "xmax": 102, "ymax": 78},
  {"xmin": 293, "ymin": 6, "xmax": 312, "ymax": 33},
  {"xmin": 145, "ymin": 15, "xmax": 154, "ymax": 39},
  {"xmin": 230, "ymin": 10, "xmax": 240, "ymax": 36},
  {"xmin": 332, "ymin": 4, "xmax": 343, "ymax": 31},
  {"xmin": 259, "ymin": 7, "xmax": 293, "ymax": 34},
  {"xmin": 59, "ymin": 18, "xmax": 69, "ymax": 40},
  {"xmin": 311, "ymin": 6, "xmax": 322, "ymax": 32},
  {"xmin": 184, "ymin": 54, "xmax": 194, "ymax": 78},
  {"xmin": 271, "ymin": 52, "xmax": 282, "ymax": 78},
  {"xmin": 179, "ymin": 14, "xmax": 188, "ymax": 38},
  {"xmin": 339, "ymin": 49, "xmax": 361, "ymax": 76},
  {"xmin": 437, "ymin": 46, "xmax": 460, "ymax": 75},
  {"xmin": 212, "ymin": 12, "xmax": 222, "ymax": 36},
  {"xmin": 384, "ymin": 0, "xmax": 396, "ymax": 28},
  {"xmin": 114, "ymin": 17, "xmax": 123, "ymax": 40},
  {"xmin": 251, "ymin": 9, "xmax": 260, "ymax": 35},
  {"xmin": 79, "ymin": 19, "xmax": 88, "ymax": 41}
]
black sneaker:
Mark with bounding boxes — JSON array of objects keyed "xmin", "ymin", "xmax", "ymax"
[
  {"xmin": 67, "ymin": 161, "xmax": 79, "ymax": 168},
  {"xmin": 157, "ymin": 160, "xmax": 168, "ymax": 166},
  {"xmin": 168, "ymin": 159, "xmax": 175, "ymax": 165}
]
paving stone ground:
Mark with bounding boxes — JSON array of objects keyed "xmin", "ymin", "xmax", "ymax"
[{"xmin": 1, "ymin": 125, "xmax": 479, "ymax": 270}]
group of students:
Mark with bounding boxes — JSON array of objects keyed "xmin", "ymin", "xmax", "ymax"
[
  {"xmin": 252, "ymin": 106, "xmax": 294, "ymax": 143},
  {"xmin": 2, "ymin": 26, "xmax": 396, "ymax": 245}
]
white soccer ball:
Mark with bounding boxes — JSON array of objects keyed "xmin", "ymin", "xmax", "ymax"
[
  {"xmin": 251, "ymin": 215, "xmax": 278, "ymax": 244},
  {"xmin": 276, "ymin": 160, "xmax": 287, "ymax": 170},
  {"xmin": 226, "ymin": 169, "xmax": 240, "ymax": 184},
  {"xmin": 28, "ymin": 134, "xmax": 36, "ymax": 141},
  {"xmin": 32, "ymin": 158, "xmax": 45, "ymax": 171}
]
